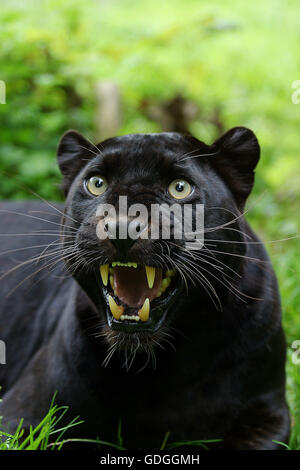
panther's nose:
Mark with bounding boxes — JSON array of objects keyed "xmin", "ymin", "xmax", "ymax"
[
  {"xmin": 105, "ymin": 218, "xmax": 146, "ymax": 256},
  {"xmin": 109, "ymin": 231, "xmax": 136, "ymax": 256}
]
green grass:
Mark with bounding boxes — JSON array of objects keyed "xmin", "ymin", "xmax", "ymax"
[
  {"xmin": 0, "ymin": 394, "xmax": 127, "ymax": 450},
  {"xmin": 0, "ymin": 397, "xmax": 222, "ymax": 450},
  {"xmin": 0, "ymin": 395, "xmax": 83, "ymax": 450}
]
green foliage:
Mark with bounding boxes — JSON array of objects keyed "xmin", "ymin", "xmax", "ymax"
[
  {"xmin": 0, "ymin": 0, "xmax": 299, "ymax": 450},
  {"xmin": 0, "ymin": 401, "xmax": 218, "ymax": 450},
  {"xmin": 1, "ymin": 0, "xmax": 300, "ymax": 199},
  {"xmin": 0, "ymin": 394, "xmax": 84, "ymax": 450}
]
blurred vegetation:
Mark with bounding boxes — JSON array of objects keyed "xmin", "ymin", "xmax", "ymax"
[{"xmin": 0, "ymin": 0, "xmax": 299, "ymax": 448}]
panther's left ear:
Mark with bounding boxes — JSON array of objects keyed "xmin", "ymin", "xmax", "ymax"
[
  {"xmin": 211, "ymin": 126, "xmax": 260, "ymax": 207},
  {"xmin": 57, "ymin": 130, "xmax": 98, "ymax": 195}
]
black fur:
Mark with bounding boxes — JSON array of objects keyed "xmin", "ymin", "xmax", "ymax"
[{"xmin": 0, "ymin": 128, "xmax": 290, "ymax": 449}]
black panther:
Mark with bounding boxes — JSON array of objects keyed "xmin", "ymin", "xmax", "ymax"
[{"xmin": 0, "ymin": 127, "xmax": 290, "ymax": 449}]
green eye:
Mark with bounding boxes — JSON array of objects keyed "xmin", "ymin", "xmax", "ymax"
[
  {"xmin": 86, "ymin": 175, "xmax": 108, "ymax": 196},
  {"xmin": 168, "ymin": 179, "xmax": 192, "ymax": 200}
]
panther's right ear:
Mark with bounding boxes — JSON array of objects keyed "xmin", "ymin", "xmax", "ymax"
[
  {"xmin": 210, "ymin": 127, "xmax": 260, "ymax": 208},
  {"xmin": 57, "ymin": 130, "xmax": 97, "ymax": 195}
]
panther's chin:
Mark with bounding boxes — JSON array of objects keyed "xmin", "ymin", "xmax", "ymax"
[{"xmin": 98, "ymin": 262, "xmax": 182, "ymax": 334}]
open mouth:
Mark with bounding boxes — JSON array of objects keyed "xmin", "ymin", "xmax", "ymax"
[{"xmin": 99, "ymin": 262, "xmax": 180, "ymax": 332}]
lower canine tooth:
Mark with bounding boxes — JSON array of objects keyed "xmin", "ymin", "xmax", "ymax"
[
  {"xmin": 138, "ymin": 298, "xmax": 150, "ymax": 322},
  {"xmin": 145, "ymin": 266, "xmax": 155, "ymax": 289},
  {"xmin": 108, "ymin": 295, "xmax": 124, "ymax": 320},
  {"xmin": 100, "ymin": 264, "xmax": 109, "ymax": 286}
]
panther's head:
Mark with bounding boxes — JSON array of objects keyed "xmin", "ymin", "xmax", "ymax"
[{"xmin": 57, "ymin": 128, "xmax": 260, "ymax": 363}]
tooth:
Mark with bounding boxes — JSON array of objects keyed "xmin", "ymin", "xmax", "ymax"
[
  {"xmin": 166, "ymin": 269, "xmax": 176, "ymax": 277},
  {"xmin": 110, "ymin": 274, "xmax": 114, "ymax": 291},
  {"xmin": 161, "ymin": 277, "xmax": 171, "ymax": 292},
  {"xmin": 138, "ymin": 298, "xmax": 150, "ymax": 322},
  {"xmin": 100, "ymin": 264, "xmax": 109, "ymax": 286},
  {"xmin": 111, "ymin": 261, "xmax": 138, "ymax": 268},
  {"xmin": 145, "ymin": 266, "xmax": 155, "ymax": 289},
  {"xmin": 108, "ymin": 295, "xmax": 124, "ymax": 320}
]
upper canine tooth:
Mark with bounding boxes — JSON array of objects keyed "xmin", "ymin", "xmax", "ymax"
[
  {"xmin": 138, "ymin": 298, "xmax": 150, "ymax": 322},
  {"xmin": 100, "ymin": 264, "xmax": 109, "ymax": 286},
  {"xmin": 108, "ymin": 295, "xmax": 124, "ymax": 320},
  {"xmin": 145, "ymin": 266, "xmax": 155, "ymax": 289}
]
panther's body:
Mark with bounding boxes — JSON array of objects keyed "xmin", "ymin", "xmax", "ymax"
[{"xmin": 0, "ymin": 128, "xmax": 290, "ymax": 449}]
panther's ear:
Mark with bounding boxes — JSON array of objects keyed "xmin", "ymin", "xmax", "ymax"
[
  {"xmin": 57, "ymin": 130, "xmax": 97, "ymax": 195},
  {"xmin": 211, "ymin": 127, "xmax": 260, "ymax": 207}
]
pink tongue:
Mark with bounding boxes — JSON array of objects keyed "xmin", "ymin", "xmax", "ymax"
[{"xmin": 114, "ymin": 266, "xmax": 162, "ymax": 308}]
